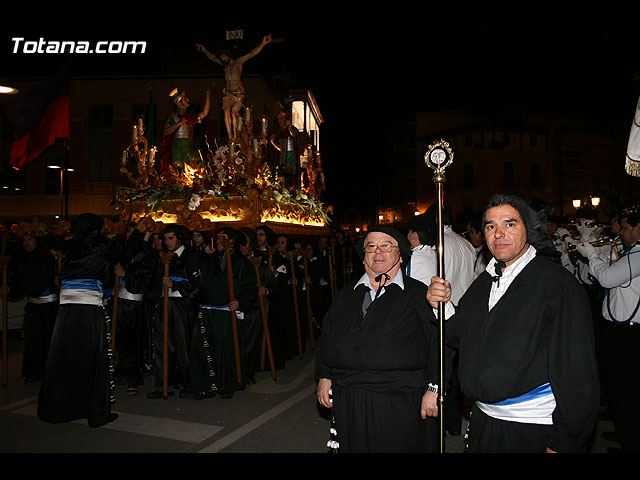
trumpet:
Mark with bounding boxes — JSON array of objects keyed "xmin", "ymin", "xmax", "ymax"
[{"xmin": 567, "ymin": 237, "xmax": 621, "ymax": 253}]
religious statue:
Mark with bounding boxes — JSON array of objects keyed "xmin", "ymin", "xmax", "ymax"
[
  {"xmin": 310, "ymin": 151, "xmax": 326, "ymax": 200},
  {"xmin": 195, "ymin": 34, "xmax": 272, "ymax": 143},
  {"xmin": 158, "ymin": 87, "xmax": 211, "ymax": 176},
  {"xmin": 301, "ymin": 144, "xmax": 314, "ymax": 191},
  {"xmin": 270, "ymin": 110, "xmax": 299, "ymax": 189}
]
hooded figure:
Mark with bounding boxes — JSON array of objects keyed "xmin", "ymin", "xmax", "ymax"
[{"xmin": 38, "ymin": 213, "xmax": 125, "ymax": 428}]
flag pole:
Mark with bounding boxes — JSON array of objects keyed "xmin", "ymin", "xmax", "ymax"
[{"xmin": 425, "ymin": 139, "xmax": 454, "ymax": 454}]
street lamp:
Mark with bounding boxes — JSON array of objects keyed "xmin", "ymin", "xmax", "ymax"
[
  {"xmin": 47, "ymin": 165, "xmax": 75, "ymax": 218},
  {"xmin": 573, "ymin": 196, "xmax": 600, "ymax": 210},
  {"xmin": 0, "ymin": 78, "xmax": 19, "ymax": 95}
]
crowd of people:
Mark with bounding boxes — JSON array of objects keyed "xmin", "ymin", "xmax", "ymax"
[
  {"xmin": 315, "ymin": 195, "xmax": 639, "ymax": 453},
  {"xmin": 1, "ymin": 193, "xmax": 638, "ymax": 453},
  {"xmin": 0, "ymin": 215, "xmax": 360, "ymax": 427}
]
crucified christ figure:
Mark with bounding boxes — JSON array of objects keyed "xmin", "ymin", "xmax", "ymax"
[{"xmin": 196, "ymin": 34, "xmax": 272, "ymax": 142}]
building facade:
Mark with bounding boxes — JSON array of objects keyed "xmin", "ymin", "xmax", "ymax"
[{"xmin": 0, "ymin": 74, "xmax": 323, "ymax": 226}]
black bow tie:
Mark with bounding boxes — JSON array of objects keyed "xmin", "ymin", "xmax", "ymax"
[{"xmin": 492, "ymin": 260, "xmax": 507, "ymax": 286}]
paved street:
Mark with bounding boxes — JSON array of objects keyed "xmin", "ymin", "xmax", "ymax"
[
  {"xmin": 0, "ymin": 324, "xmax": 617, "ymax": 455},
  {"xmin": 0, "ymin": 330, "xmax": 331, "ymax": 453}
]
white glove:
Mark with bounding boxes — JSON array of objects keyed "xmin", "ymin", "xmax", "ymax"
[{"xmin": 575, "ymin": 242, "xmax": 597, "ymax": 259}]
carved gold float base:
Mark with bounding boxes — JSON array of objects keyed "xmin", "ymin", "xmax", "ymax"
[{"xmin": 121, "ymin": 192, "xmax": 332, "ymax": 237}]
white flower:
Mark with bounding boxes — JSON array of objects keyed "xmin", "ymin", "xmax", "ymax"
[{"xmin": 188, "ymin": 193, "xmax": 202, "ymax": 211}]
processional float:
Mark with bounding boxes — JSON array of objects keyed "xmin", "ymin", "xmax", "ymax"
[{"xmin": 424, "ymin": 139, "xmax": 454, "ymax": 454}]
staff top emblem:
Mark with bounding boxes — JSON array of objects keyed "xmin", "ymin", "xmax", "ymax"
[{"xmin": 425, "ymin": 139, "xmax": 453, "ymax": 182}]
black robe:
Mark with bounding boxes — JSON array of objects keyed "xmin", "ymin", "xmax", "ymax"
[
  {"xmin": 317, "ymin": 275, "xmax": 442, "ymax": 453},
  {"xmin": 270, "ymin": 251, "xmax": 299, "ymax": 368},
  {"xmin": 149, "ymin": 246, "xmax": 199, "ymax": 393},
  {"xmin": 37, "ymin": 234, "xmax": 125, "ymax": 427},
  {"xmin": 313, "ymin": 247, "xmax": 332, "ymax": 333},
  {"xmin": 189, "ymin": 250, "xmax": 257, "ymax": 396},
  {"xmin": 112, "ymin": 230, "xmax": 157, "ymax": 388},
  {"xmin": 445, "ymin": 255, "xmax": 600, "ymax": 453},
  {"xmin": 8, "ymin": 245, "xmax": 59, "ymax": 381}
]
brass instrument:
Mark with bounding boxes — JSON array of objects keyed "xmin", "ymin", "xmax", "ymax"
[{"xmin": 567, "ymin": 237, "xmax": 621, "ymax": 252}]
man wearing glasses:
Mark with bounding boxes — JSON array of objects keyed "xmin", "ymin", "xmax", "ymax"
[{"xmin": 316, "ymin": 225, "xmax": 445, "ymax": 453}]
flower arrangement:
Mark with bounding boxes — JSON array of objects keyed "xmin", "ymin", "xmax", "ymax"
[{"xmin": 118, "ymin": 145, "xmax": 329, "ymax": 227}]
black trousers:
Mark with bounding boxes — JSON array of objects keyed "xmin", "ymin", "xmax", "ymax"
[{"xmin": 601, "ymin": 319, "xmax": 640, "ymax": 452}]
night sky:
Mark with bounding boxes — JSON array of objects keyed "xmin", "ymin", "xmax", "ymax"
[{"xmin": 2, "ymin": 27, "xmax": 638, "ymax": 213}]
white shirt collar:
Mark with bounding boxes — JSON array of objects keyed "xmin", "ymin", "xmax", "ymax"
[
  {"xmin": 485, "ymin": 244, "xmax": 537, "ymax": 279},
  {"xmin": 355, "ymin": 268, "xmax": 405, "ymax": 292}
]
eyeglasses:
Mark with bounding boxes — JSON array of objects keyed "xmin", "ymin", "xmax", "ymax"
[{"xmin": 364, "ymin": 243, "xmax": 398, "ymax": 253}]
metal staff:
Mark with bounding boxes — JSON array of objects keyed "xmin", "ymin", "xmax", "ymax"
[
  {"xmin": 287, "ymin": 251, "xmax": 304, "ymax": 360},
  {"xmin": 160, "ymin": 251, "xmax": 174, "ymax": 400},
  {"xmin": 223, "ymin": 239, "xmax": 243, "ymax": 386},
  {"xmin": 251, "ymin": 256, "xmax": 276, "ymax": 380},
  {"xmin": 302, "ymin": 251, "xmax": 316, "ymax": 350},
  {"xmin": 425, "ymin": 139, "xmax": 454, "ymax": 454}
]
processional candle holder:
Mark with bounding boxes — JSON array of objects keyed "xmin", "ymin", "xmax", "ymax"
[{"xmin": 424, "ymin": 139, "xmax": 454, "ymax": 454}]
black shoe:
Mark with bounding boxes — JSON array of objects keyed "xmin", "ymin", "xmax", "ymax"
[
  {"xmin": 220, "ymin": 392, "xmax": 234, "ymax": 399},
  {"xmin": 147, "ymin": 390, "xmax": 175, "ymax": 399}
]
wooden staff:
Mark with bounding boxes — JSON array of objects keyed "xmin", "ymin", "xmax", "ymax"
[
  {"xmin": 425, "ymin": 139, "xmax": 454, "ymax": 454},
  {"xmin": 302, "ymin": 251, "xmax": 316, "ymax": 350},
  {"xmin": 160, "ymin": 251, "xmax": 174, "ymax": 400},
  {"xmin": 251, "ymin": 256, "xmax": 276, "ymax": 380},
  {"xmin": 288, "ymin": 251, "xmax": 304, "ymax": 359},
  {"xmin": 223, "ymin": 239, "xmax": 243, "ymax": 385},
  {"xmin": 1, "ymin": 255, "xmax": 9, "ymax": 387},
  {"xmin": 110, "ymin": 265, "xmax": 122, "ymax": 361}
]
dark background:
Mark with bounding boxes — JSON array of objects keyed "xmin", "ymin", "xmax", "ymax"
[{"xmin": 2, "ymin": 27, "xmax": 638, "ymax": 212}]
